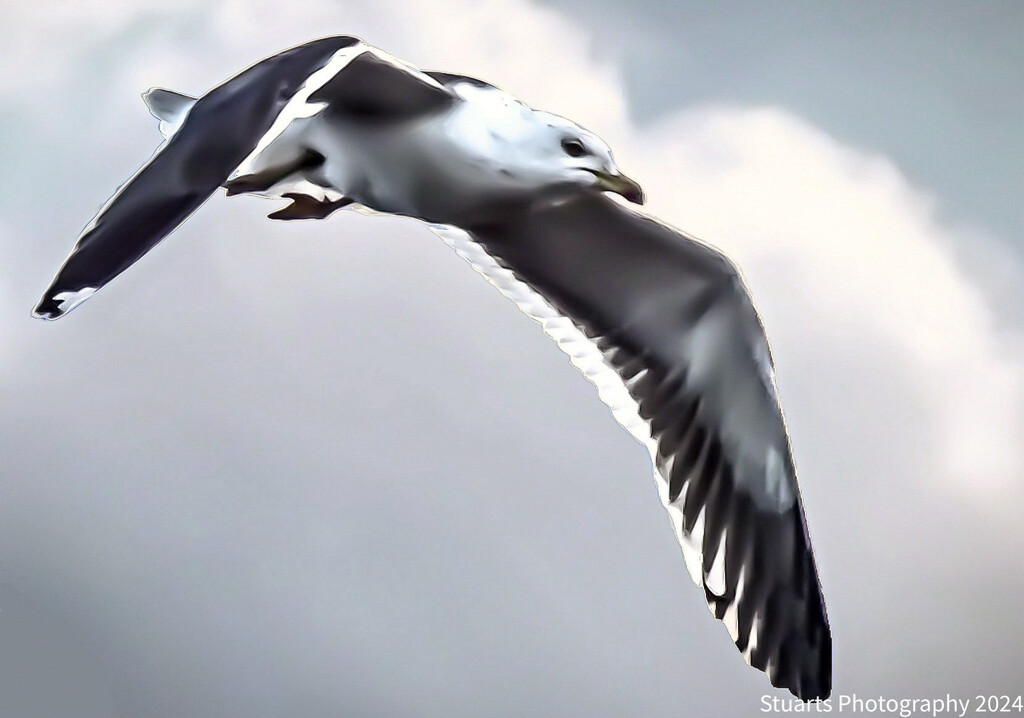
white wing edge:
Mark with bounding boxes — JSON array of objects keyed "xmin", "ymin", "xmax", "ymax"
[
  {"xmin": 429, "ymin": 223, "xmax": 709, "ymax": 589},
  {"xmin": 230, "ymin": 42, "xmax": 449, "ymax": 184}
]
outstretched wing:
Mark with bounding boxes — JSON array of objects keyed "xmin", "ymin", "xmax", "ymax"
[
  {"xmin": 439, "ymin": 192, "xmax": 830, "ymax": 700},
  {"xmin": 33, "ymin": 35, "xmax": 359, "ymax": 320}
]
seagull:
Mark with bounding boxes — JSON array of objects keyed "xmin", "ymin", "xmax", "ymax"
[{"xmin": 33, "ymin": 35, "xmax": 831, "ymax": 700}]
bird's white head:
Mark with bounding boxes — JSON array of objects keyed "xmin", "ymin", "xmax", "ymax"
[
  {"xmin": 442, "ymin": 84, "xmax": 644, "ymax": 206},
  {"xmin": 531, "ymin": 111, "xmax": 645, "ymax": 205}
]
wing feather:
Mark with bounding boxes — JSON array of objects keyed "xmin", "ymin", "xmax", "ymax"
[
  {"xmin": 433, "ymin": 192, "xmax": 830, "ymax": 700},
  {"xmin": 33, "ymin": 35, "xmax": 360, "ymax": 320}
]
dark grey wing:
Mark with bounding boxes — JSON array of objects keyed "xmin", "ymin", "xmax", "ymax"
[
  {"xmin": 310, "ymin": 52, "xmax": 456, "ymax": 119},
  {"xmin": 443, "ymin": 193, "xmax": 830, "ymax": 700},
  {"xmin": 223, "ymin": 52, "xmax": 459, "ymax": 198},
  {"xmin": 33, "ymin": 35, "xmax": 358, "ymax": 320}
]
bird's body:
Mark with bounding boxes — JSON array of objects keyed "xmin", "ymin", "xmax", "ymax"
[
  {"xmin": 226, "ymin": 50, "xmax": 637, "ymax": 226},
  {"xmin": 34, "ymin": 36, "xmax": 831, "ymax": 701}
]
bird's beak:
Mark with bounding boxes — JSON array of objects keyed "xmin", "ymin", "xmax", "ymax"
[{"xmin": 593, "ymin": 170, "xmax": 645, "ymax": 205}]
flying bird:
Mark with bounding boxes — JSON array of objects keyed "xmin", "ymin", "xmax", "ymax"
[{"xmin": 34, "ymin": 36, "xmax": 831, "ymax": 700}]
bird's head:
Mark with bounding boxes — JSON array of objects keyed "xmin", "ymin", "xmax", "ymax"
[
  {"xmin": 442, "ymin": 85, "xmax": 644, "ymax": 209},
  {"xmin": 530, "ymin": 112, "xmax": 645, "ymax": 205}
]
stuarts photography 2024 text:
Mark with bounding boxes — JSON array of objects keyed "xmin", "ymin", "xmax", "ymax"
[{"xmin": 762, "ymin": 694, "xmax": 1023, "ymax": 716}]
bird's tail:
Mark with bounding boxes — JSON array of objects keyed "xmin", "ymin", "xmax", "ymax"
[{"xmin": 143, "ymin": 88, "xmax": 196, "ymax": 139}]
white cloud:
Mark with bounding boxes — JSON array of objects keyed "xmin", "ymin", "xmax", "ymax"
[{"xmin": 624, "ymin": 107, "xmax": 1024, "ymax": 500}]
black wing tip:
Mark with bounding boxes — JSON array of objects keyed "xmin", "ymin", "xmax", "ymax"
[
  {"xmin": 32, "ymin": 285, "xmax": 97, "ymax": 321},
  {"xmin": 758, "ymin": 584, "xmax": 832, "ymax": 702},
  {"xmin": 693, "ymin": 481, "xmax": 831, "ymax": 703},
  {"xmin": 32, "ymin": 309, "xmax": 62, "ymax": 321},
  {"xmin": 783, "ymin": 659, "xmax": 831, "ymax": 702},
  {"xmin": 759, "ymin": 612, "xmax": 831, "ymax": 701},
  {"xmin": 32, "ymin": 296, "xmax": 64, "ymax": 321}
]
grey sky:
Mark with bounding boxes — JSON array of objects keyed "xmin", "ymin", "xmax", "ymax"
[{"xmin": 1, "ymin": 2, "xmax": 1023, "ymax": 717}]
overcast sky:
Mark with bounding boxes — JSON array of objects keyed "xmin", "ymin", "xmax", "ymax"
[{"xmin": 1, "ymin": 2, "xmax": 1022, "ymax": 717}]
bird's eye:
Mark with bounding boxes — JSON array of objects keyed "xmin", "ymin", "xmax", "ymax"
[{"xmin": 561, "ymin": 138, "xmax": 587, "ymax": 157}]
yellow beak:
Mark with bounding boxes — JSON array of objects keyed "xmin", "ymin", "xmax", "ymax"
[{"xmin": 594, "ymin": 171, "xmax": 645, "ymax": 205}]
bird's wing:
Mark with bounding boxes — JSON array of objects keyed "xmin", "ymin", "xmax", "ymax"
[
  {"xmin": 434, "ymin": 192, "xmax": 830, "ymax": 700},
  {"xmin": 310, "ymin": 51, "xmax": 455, "ymax": 119},
  {"xmin": 224, "ymin": 50, "xmax": 457, "ymax": 196},
  {"xmin": 423, "ymin": 71, "xmax": 497, "ymax": 91},
  {"xmin": 33, "ymin": 35, "xmax": 363, "ymax": 320}
]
